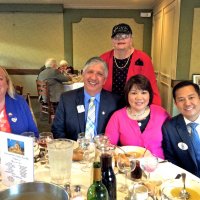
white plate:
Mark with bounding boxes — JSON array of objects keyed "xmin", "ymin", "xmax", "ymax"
[{"xmin": 115, "ymin": 146, "xmax": 152, "ymax": 158}]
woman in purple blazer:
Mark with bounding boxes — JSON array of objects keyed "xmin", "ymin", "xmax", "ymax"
[
  {"xmin": 105, "ymin": 75, "xmax": 170, "ymax": 158},
  {"xmin": 0, "ymin": 66, "xmax": 38, "ymax": 137}
]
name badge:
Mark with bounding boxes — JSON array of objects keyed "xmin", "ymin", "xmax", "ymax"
[
  {"xmin": 178, "ymin": 142, "xmax": 188, "ymax": 150},
  {"xmin": 77, "ymin": 105, "xmax": 85, "ymax": 113}
]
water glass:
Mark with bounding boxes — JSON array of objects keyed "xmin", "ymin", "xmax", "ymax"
[{"xmin": 47, "ymin": 139, "xmax": 74, "ymax": 185}]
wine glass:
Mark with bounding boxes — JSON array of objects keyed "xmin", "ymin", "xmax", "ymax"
[
  {"xmin": 21, "ymin": 132, "xmax": 39, "ymax": 155},
  {"xmin": 38, "ymin": 132, "xmax": 54, "ymax": 166},
  {"xmin": 79, "ymin": 137, "xmax": 91, "ymax": 172},
  {"xmin": 140, "ymin": 155, "xmax": 158, "ymax": 180},
  {"xmin": 94, "ymin": 134, "xmax": 109, "ymax": 148},
  {"xmin": 117, "ymin": 153, "xmax": 136, "ymax": 193}
]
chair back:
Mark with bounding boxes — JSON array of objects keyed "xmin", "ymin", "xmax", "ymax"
[
  {"xmin": 36, "ymin": 80, "xmax": 48, "ymax": 103},
  {"xmin": 36, "ymin": 80, "xmax": 55, "ymax": 124},
  {"xmin": 25, "ymin": 93, "xmax": 37, "ymax": 126},
  {"xmin": 14, "ymin": 85, "xmax": 23, "ymax": 95}
]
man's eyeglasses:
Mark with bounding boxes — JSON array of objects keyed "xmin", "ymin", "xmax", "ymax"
[{"xmin": 113, "ymin": 34, "xmax": 131, "ymax": 40}]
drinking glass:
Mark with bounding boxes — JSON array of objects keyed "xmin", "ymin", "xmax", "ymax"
[
  {"xmin": 79, "ymin": 137, "xmax": 91, "ymax": 172},
  {"xmin": 140, "ymin": 155, "xmax": 158, "ymax": 180},
  {"xmin": 93, "ymin": 134, "xmax": 109, "ymax": 148},
  {"xmin": 38, "ymin": 132, "xmax": 54, "ymax": 165},
  {"xmin": 21, "ymin": 132, "xmax": 39, "ymax": 155},
  {"xmin": 117, "ymin": 153, "xmax": 136, "ymax": 193}
]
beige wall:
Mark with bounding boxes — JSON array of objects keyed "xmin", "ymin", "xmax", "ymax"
[
  {"xmin": 0, "ymin": 13, "xmax": 64, "ymax": 95},
  {"xmin": 190, "ymin": 8, "xmax": 200, "ymax": 77},
  {"xmin": 72, "ymin": 18, "xmax": 144, "ymax": 69}
]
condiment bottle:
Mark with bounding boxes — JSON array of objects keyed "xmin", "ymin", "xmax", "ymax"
[{"xmin": 100, "ymin": 145, "xmax": 117, "ymax": 200}]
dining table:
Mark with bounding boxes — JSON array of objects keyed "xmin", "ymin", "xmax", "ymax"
[
  {"xmin": 63, "ymin": 82, "xmax": 84, "ymax": 92},
  {"xmin": 0, "ymin": 146, "xmax": 200, "ymax": 199},
  {"xmin": 63, "ymin": 75, "xmax": 84, "ymax": 92}
]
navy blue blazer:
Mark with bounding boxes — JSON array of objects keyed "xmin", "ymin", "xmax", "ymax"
[
  {"xmin": 51, "ymin": 87, "xmax": 121, "ymax": 140},
  {"xmin": 162, "ymin": 114, "xmax": 200, "ymax": 177}
]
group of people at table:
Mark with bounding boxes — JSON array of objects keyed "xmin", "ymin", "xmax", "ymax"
[{"xmin": 0, "ymin": 23, "xmax": 200, "ymax": 182}]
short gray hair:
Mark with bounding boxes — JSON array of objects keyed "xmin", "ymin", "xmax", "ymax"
[
  {"xmin": 45, "ymin": 58, "xmax": 57, "ymax": 68},
  {"xmin": 82, "ymin": 57, "xmax": 108, "ymax": 78}
]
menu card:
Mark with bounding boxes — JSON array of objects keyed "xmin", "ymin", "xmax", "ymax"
[{"xmin": 0, "ymin": 131, "xmax": 34, "ymax": 187}]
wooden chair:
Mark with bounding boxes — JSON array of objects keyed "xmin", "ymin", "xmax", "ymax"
[
  {"xmin": 25, "ymin": 93, "xmax": 38, "ymax": 126},
  {"xmin": 14, "ymin": 85, "xmax": 23, "ymax": 95},
  {"xmin": 36, "ymin": 80, "xmax": 55, "ymax": 124}
]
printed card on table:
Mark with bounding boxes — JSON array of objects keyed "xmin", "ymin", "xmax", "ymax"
[{"xmin": 0, "ymin": 131, "xmax": 34, "ymax": 187}]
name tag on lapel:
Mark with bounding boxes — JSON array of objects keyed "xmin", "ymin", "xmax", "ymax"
[
  {"xmin": 178, "ymin": 142, "xmax": 188, "ymax": 150},
  {"xmin": 77, "ymin": 105, "xmax": 85, "ymax": 113}
]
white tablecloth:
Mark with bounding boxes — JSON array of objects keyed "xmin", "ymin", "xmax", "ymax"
[
  {"xmin": 63, "ymin": 82, "xmax": 84, "ymax": 92},
  {"xmin": 0, "ymin": 159, "xmax": 200, "ymax": 199}
]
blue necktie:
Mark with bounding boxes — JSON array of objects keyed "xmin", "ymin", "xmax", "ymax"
[
  {"xmin": 188, "ymin": 123, "xmax": 200, "ymax": 165},
  {"xmin": 85, "ymin": 97, "xmax": 96, "ymax": 140}
]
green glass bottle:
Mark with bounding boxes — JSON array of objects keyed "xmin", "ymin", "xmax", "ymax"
[{"xmin": 87, "ymin": 162, "xmax": 109, "ymax": 200}]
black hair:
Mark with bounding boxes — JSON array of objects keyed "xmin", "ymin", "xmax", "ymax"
[
  {"xmin": 124, "ymin": 74, "xmax": 154, "ymax": 107},
  {"xmin": 173, "ymin": 81, "xmax": 200, "ymax": 100}
]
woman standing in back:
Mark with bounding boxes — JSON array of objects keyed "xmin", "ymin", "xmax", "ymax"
[{"xmin": 100, "ymin": 23, "xmax": 161, "ymax": 105}]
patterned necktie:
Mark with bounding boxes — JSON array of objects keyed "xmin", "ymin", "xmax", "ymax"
[
  {"xmin": 85, "ymin": 97, "xmax": 96, "ymax": 139},
  {"xmin": 188, "ymin": 122, "xmax": 200, "ymax": 165}
]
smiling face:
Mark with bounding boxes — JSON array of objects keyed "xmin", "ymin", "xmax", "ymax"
[
  {"xmin": 112, "ymin": 34, "xmax": 133, "ymax": 51},
  {"xmin": 128, "ymin": 85, "xmax": 150, "ymax": 112},
  {"xmin": 175, "ymin": 85, "xmax": 200, "ymax": 121},
  {"xmin": 0, "ymin": 68, "xmax": 8, "ymax": 99},
  {"xmin": 83, "ymin": 63, "xmax": 107, "ymax": 96}
]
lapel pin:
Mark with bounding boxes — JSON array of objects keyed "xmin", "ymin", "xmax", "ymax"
[
  {"xmin": 8, "ymin": 112, "xmax": 13, "ymax": 116},
  {"xmin": 102, "ymin": 111, "xmax": 105, "ymax": 115},
  {"xmin": 11, "ymin": 117, "xmax": 17, "ymax": 123},
  {"xmin": 178, "ymin": 142, "xmax": 188, "ymax": 150}
]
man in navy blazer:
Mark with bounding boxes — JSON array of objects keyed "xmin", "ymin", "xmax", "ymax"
[
  {"xmin": 162, "ymin": 81, "xmax": 200, "ymax": 177},
  {"xmin": 51, "ymin": 57, "xmax": 121, "ymax": 141}
]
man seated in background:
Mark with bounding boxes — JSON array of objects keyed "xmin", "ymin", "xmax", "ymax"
[
  {"xmin": 37, "ymin": 58, "xmax": 71, "ymax": 104},
  {"xmin": 162, "ymin": 81, "xmax": 200, "ymax": 177},
  {"xmin": 51, "ymin": 56, "xmax": 122, "ymax": 140}
]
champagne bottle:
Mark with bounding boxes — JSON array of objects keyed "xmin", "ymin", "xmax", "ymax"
[
  {"xmin": 87, "ymin": 162, "xmax": 109, "ymax": 200},
  {"xmin": 101, "ymin": 153, "xmax": 117, "ymax": 200}
]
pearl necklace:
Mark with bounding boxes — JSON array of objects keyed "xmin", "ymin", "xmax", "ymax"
[
  {"xmin": 114, "ymin": 56, "xmax": 131, "ymax": 69},
  {"xmin": 128, "ymin": 107, "xmax": 148, "ymax": 118}
]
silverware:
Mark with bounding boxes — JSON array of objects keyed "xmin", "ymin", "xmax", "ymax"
[
  {"xmin": 158, "ymin": 160, "xmax": 168, "ymax": 163},
  {"xmin": 179, "ymin": 173, "xmax": 190, "ymax": 199},
  {"xmin": 175, "ymin": 173, "xmax": 182, "ymax": 179},
  {"xmin": 142, "ymin": 148, "xmax": 147, "ymax": 157}
]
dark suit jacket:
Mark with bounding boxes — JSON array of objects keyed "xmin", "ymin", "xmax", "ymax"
[
  {"xmin": 51, "ymin": 87, "xmax": 121, "ymax": 141},
  {"xmin": 162, "ymin": 114, "xmax": 200, "ymax": 177}
]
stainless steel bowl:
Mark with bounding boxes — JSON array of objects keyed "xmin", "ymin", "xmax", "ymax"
[{"xmin": 0, "ymin": 181, "xmax": 69, "ymax": 200}]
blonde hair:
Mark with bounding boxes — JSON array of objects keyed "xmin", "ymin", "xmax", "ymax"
[
  {"xmin": 59, "ymin": 60, "xmax": 68, "ymax": 66},
  {"xmin": 0, "ymin": 66, "xmax": 15, "ymax": 99}
]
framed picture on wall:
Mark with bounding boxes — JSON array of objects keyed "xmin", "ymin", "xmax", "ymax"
[{"xmin": 192, "ymin": 74, "xmax": 200, "ymax": 86}]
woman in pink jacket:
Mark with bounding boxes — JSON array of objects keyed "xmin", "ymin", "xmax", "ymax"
[{"xmin": 105, "ymin": 74, "xmax": 170, "ymax": 158}]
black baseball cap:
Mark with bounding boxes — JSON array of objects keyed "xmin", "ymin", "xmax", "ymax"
[{"xmin": 111, "ymin": 23, "xmax": 132, "ymax": 38}]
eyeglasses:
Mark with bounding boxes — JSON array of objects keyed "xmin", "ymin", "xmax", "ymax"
[{"xmin": 113, "ymin": 34, "xmax": 131, "ymax": 40}]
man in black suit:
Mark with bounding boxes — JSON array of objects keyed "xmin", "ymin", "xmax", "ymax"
[
  {"xmin": 162, "ymin": 81, "xmax": 200, "ymax": 177},
  {"xmin": 51, "ymin": 57, "xmax": 121, "ymax": 140}
]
